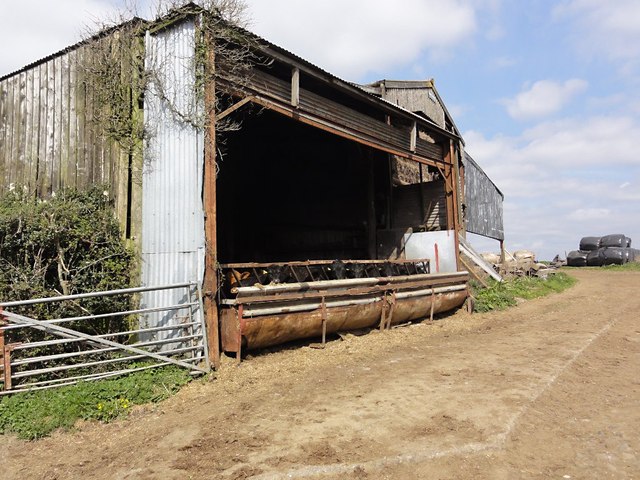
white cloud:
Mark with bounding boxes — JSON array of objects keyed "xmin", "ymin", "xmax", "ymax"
[
  {"xmin": 245, "ymin": 0, "xmax": 477, "ymax": 80},
  {"xmin": 554, "ymin": 0, "xmax": 640, "ymax": 62},
  {"xmin": 0, "ymin": 0, "xmax": 119, "ymax": 76},
  {"xmin": 502, "ymin": 79, "xmax": 588, "ymax": 120},
  {"xmin": 567, "ymin": 208, "xmax": 610, "ymax": 221},
  {"xmin": 464, "ymin": 115, "xmax": 640, "ymax": 260}
]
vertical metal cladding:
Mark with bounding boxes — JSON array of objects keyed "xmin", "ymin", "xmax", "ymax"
[
  {"xmin": 463, "ymin": 152, "xmax": 504, "ymax": 240},
  {"xmin": 141, "ymin": 19, "xmax": 206, "ymax": 346}
]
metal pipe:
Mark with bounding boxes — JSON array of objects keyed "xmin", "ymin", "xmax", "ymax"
[
  {"xmin": 244, "ymin": 296, "xmax": 384, "ymax": 317},
  {"xmin": 395, "ymin": 285, "xmax": 467, "ymax": 300},
  {"xmin": 12, "ymin": 334, "xmax": 203, "ymax": 366},
  {"xmin": 0, "ymin": 283, "xmax": 196, "ymax": 308},
  {"xmin": 241, "ymin": 284, "xmax": 467, "ymax": 318},
  {"xmin": 4, "ymin": 360, "xmax": 203, "ymax": 394},
  {"xmin": 235, "ymin": 272, "xmax": 469, "ymax": 296},
  {"xmin": 1, "ymin": 303, "xmax": 197, "ymax": 331},
  {"xmin": 11, "ymin": 321, "xmax": 200, "ymax": 350},
  {"xmin": 3, "ymin": 311, "xmax": 207, "ymax": 373},
  {"xmin": 12, "ymin": 345, "xmax": 203, "ymax": 379}
]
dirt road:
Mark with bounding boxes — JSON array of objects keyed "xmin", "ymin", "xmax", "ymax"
[{"xmin": 3, "ymin": 269, "xmax": 639, "ymax": 479}]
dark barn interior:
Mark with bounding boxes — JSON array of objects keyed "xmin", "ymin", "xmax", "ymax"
[{"xmin": 217, "ymin": 110, "xmax": 393, "ymax": 264}]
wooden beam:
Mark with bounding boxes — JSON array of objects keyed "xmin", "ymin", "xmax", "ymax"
[
  {"xmin": 247, "ymin": 94, "xmax": 443, "ymax": 169},
  {"xmin": 291, "ymin": 67, "xmax": 300, "ymax": 108},
  {"xmin": 410, "ymin": 121, "xmax": 417, "ymax": 152},
  {"xmin": 443, "ymin": 140, "xmax": 461, "ymax": 271},
  {"xmin": 217, "ymin": 96, "xmax": 253, "ymax": 121},
  {"xmin": 367, "ymin": 149, "xmax": 376, "ymax": 260},
  {"xmin": 203, "ymin": 28, "xmax": 220, "ymax": 369}
]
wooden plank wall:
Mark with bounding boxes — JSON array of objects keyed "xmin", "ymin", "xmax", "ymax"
[{"xmin": 0, "ymin": 44, "xmax": 130, "ymax": 231}]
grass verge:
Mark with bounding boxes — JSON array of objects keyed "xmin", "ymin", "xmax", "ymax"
[
  {"xmin": 471, "ymin": 272, "xmax": 577, "ymax": 313},
  {"xmin": 0, "ymin": 366, "xmax": 192, "ymax": 440}
]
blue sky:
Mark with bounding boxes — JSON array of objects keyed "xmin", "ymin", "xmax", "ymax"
[{"xmin": 2, "ymin": 0, "xmax": 639, "ymax": 260}]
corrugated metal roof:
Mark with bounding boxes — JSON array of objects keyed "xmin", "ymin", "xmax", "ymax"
[{"xmin": 2, "ymin": 4, "xmax": 461, "ymax": 143}]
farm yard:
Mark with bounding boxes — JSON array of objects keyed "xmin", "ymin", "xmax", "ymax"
[{"xmin": 2, "ymin": 267, "xmax": 639, "ymax": 479}]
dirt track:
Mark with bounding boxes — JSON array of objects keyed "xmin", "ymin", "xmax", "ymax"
[{"xmin": 3, "ymin": 269, "xmax": 640, "ymax": 479}]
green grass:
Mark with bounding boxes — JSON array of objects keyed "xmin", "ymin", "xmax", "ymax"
[
  {"xmin": 472, "ymin": 272, "xmax": 577, "ymax": 313},
  {"xmin": 563, "ymin": 262, "xmax": 640, "ymax": 272},
  {"xmin": 600, "ymin": 262, "xmax": 640, "ymax": 271},
  {"xmin": 0, "ymin": 366, "xmax": 193, "ymax": 440}
]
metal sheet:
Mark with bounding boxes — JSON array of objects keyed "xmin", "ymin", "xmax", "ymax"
[
  {"xmin": 463, "ymin": 152, "xmax": 504, "ymax": 240},
  {"xmin": 141, "ymin": 19, "xmax": 205, "ymax": 342},
  {"xmin": 404, "ymin": 230, "xmax": 458, "ymax": 273}
]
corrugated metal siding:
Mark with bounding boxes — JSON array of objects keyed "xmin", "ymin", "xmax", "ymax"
[
  {"xmin": 463, "ymin": 152, "xmax": 504, "ymax": 240},
  {"xmin": 0, "ymin": 43, "xmax": 125, "ymax": 199},
  {"xmin": 140, "ymin": 19, "xmax": 205, "ymax": 340}
]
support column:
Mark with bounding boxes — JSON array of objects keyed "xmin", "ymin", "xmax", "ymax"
[
  {"xmin": 367, "ymin": 150, "xmax": 377, "ymax": 260},
  {"xmin": 203, "ymin": 27, "xmax": 220, "ymax": 369},
  {"xmin": 443, "ymin": 140, "xmax": 461, "ymax": 271}
]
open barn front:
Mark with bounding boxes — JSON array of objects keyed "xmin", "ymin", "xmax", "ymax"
[
  {"xmin": 215, "ymin": 108, "xmax": 469, "ymax": 357},
  {"xmin": 217, "ymin": 109, "xmax": 390, "ymax": 264}
]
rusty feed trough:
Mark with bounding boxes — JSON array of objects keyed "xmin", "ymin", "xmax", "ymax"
[{"xmin": 219, "ymin": 260, "xmax": 469, "ymax": 358}]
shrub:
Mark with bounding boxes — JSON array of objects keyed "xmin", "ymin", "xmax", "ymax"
[{"xmin": 472, "ymin": 273, "xmax": 577, "ymax": 313}]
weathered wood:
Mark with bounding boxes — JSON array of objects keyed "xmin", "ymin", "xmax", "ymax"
[
  {"xmin": 76, "ymin": 47, "xmax": 88, "ymax": 190},
  {"xmin": 37, "ymin": 63, "xmax": 49, "ymax": 196},
  {"xmin": 0, "ymin": 80, "xmax": 7, "ymax": 190},
  {"xmin": 52, "ymin": 55, "xmax": 63, "ymax": 193},
  {"xmin": 203, "ymin": 29, "xmax": 220, "ymax": 369},
  {"xmin": 15, "ymin": 73, "xmax": 27, "ymax": 189},
  {"xmin": 60, "ymin": 54, "xmax": 71, "ymax": 189},
  {"xmin": 44, "ymin": 59, "xmax": 56, "ymax": 196},
  {"xmin": 291, "ymin": 67, "xmax": 300, "ymax": 107},
  {"xmin": 8, "ymin": 76, "xmax": 18, "ymax": 189},
  {"xmin": 24, "ymin": 67, "xmax": 35, "ymax": 191},
  {"xmin": 410, "ymin": 120, "xmax": 417, "ymax": 152},
  {"xmin": 367, "ymin": 149, "xmax": 376, "ymax": 260},
  {"xmin": 68, "ymin": 49, "xmax": 78, "ymax": 188}
]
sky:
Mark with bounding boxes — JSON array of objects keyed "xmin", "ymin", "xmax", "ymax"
[{"xmin": 1, "ymin": 0, "xmax": 639, "ymax": 260}]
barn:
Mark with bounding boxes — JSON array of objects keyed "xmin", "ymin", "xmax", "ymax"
[{"xmin": 0, "ymin": 4, "xmax": 502, "ymax": 373}]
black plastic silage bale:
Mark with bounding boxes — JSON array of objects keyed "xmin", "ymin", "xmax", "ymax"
[
  {"xmin": 624, "ymin": 248, "xmax": 635, "ymax": 263},
  {"xmin": 567, "ymin": 250, "xmax": 588, "ymax": 267},
  {"xmin": 600, "ymin": 234, "xmax": 627, "ymax": 248},
  {"xmin": 586, "ymin": 249, "xmax": 604, "ymax": 266},
  {"xmin": 601, "ymin": 247, "xmax": 626, "ymax": 265},
  {"xmin": 626, "ymin": 237, "xmax": 632, "ymax": 248},
  {"xmin": 579, "ymin": 236, "xmax": 601, "ymax": 251}
]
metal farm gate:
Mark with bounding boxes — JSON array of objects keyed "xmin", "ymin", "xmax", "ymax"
[{"xmin": 0, "ymin": 283, "xmax": 209, "ymax": 394}]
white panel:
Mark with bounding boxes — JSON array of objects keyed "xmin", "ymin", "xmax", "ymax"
[{"xmin": 404, "ymin": 230, "xmax": 457, "ymax": 273}]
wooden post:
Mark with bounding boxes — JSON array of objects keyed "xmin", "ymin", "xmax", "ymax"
[
  {"xmin": 410, "ymin": 121, "xmax": 417, "ymax": 152},
  {"xmin": 203, "ymin": 26, "xmax": 221, "ymax": 369},
  {"xmin": 418, "ymin": 163, "xmax": 426, "ymax": 226},
  {"xmin": 443, "ymin": 140, "xmax": 461, "ymax": 271},
  {"xmin": 367, "ymin": 150, "xmax": 377, "ymax": 260},
  {"xmin": 291, "ymin": 67, "xmax": 300, "ymax": 108},
  {"xmin": 0, "ymin": 309, "xmax": 10, "ymax": 391}
]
